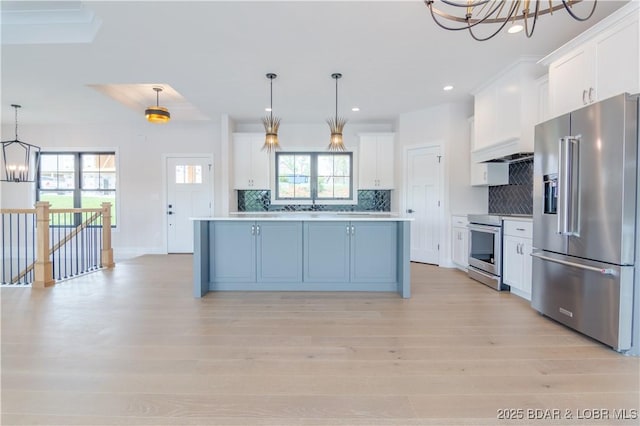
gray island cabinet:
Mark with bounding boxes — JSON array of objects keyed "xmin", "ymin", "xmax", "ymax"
[{"xmin": 192, "ymin": 215, "xmax": 411, "ymax": 298}]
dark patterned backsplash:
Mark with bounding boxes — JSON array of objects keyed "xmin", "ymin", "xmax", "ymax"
[
  {"xmin": 488, "ymin": 159, "xmax": 533, "ymax": 215},
  {"xmin": 238, "ymin": 190, "xmax": 391, "ymax": 212}
]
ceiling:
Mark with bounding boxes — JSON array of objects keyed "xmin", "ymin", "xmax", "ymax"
[{"xmin": 0, "ymin": 0, "xmax": 630, "ymax": 126}]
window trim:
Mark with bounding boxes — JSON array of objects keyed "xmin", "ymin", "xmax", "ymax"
[
  {"xmin": 36, "ymin": 150, "xmax": 118, "ymax": 228},
  {"xmin": 273, "ymin": 151, "xmax": 354, "ymax": 204}
]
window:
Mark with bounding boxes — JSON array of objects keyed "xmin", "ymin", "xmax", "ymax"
[
  {"xmin": 275, "ymin": 152, "xmax": 352, "ymax": 201},
  {"xmin": 37, "ymin": 152, "xmax": 117, "ymax": 226}
]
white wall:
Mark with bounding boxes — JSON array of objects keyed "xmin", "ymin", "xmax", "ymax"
[
  {"xmin": 234, "ymin": 122, "xmax": 393, "ymax": 150},
  {"xmin": 396, "ymin": 101, "xmax": 487, "ymax": 267},
  {"xmin": 1, "ymin": 121, "xmax": 220, "ymax": 258}
]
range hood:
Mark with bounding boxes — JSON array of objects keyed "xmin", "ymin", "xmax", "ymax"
[
  {"xmin": 486, "ymin": 152, "xmax": 533, "ymax": 163},
  {"xmin": 471, "ymin": 137, "xmax": 533, "ymax": 163}
]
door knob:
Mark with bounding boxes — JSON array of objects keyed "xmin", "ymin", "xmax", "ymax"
[{"xmin": 407, "ymin": 209, "xmax": 415, "ymax": 213}]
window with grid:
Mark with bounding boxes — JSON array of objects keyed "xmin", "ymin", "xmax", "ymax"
[
  {"xmin": 37, "ymin": 152, "xmax": 117, "ymax": 226},
  {"xmin": 275, "ymin": 152, "xmax": 352, "ymax": 201}
]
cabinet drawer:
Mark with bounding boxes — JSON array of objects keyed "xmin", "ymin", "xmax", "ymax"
[
  {"xmin": 452, "ymin": 215, "xmax": 468, "ymax": 227},
  {"xmin": 503, "ymin": 220, "xmax": 533, "ymax": 238}
]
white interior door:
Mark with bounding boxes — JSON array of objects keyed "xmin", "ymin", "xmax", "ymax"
[
  {"xmin": 405, "ymin": 146, "xmax": 441, "ymax": 264},
  {"xmin": 166, "ymin": 156, "xmax": 213, "ymax": 253}
]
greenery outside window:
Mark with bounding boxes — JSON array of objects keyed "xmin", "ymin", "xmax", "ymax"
[
  {"xmin": 275, "ymin": 152, "xmax": 352, "ymax": 201},
  {"xmin": 37, "ymin": 152, "xmax": 117, "ymax": 226}
]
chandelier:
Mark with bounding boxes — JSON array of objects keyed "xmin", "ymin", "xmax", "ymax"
[
  {"xmin": 424, "ymin": 0, "xmax": 598, "ymax": 41},
  {"xmin": 327, "ymin": 73, "xmax": 347, "ymax": 151},
  {"xmin": 1, "ymin": 104, "xmax": 41, "ymax": 183},
  {"xmin": 262, "ymin": 73, "xmax": 281, "ymax": 153}
]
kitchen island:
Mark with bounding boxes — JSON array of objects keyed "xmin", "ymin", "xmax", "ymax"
[{"xmin": 192, "ymin": 214, "xmax": 412, "ymax": 298}]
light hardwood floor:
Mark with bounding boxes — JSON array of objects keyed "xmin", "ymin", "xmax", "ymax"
[{"xmin": 2, "ymin": 255, "xmax": 639, "ymax": 425}]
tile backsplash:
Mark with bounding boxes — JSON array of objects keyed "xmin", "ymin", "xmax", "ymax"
[
  {"xmin": 488, "ymin": 159, "xmax": 533, "ymax": 215},
  {"xmin": 238, "ymin": 190, "xmax": 391, "ymax": 212}
]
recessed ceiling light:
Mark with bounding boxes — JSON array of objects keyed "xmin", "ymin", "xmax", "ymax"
[
  {"xmin": 443, "ymin": 85, "xmax": 454, "ymax": 91},
  {"xmin": 265, "ymin": 107, "xmax": 272, "ymax": 112},
  {"xmin": 351, "ymin": 107, "xmax": 360, "ymax": 112},
  {"xmin": 508, "ymin": 24, "xmax": 523, "ymax": 34}
]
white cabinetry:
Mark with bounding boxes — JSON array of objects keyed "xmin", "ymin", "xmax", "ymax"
[
  {"xmin": 451, "ymin": 215, "xmax": 469, "ymax": 270},
  {"xmin": 468, "ymin": 117, "xmax": 509, "ymax": 186},
  {"xmin": 233, "ymin": 133, "xmax": 270, "ymax": 189},
  {"xmin": 358, "ymin": 133, "xmax": 394, "ymax": 189},
  {"xmin": 470, "ymin": 163, "xmax": 509, "ymax": 186},
  {"xmin": 502, "ymin": 219, "xmax": 533, "ymax": 301},
  {"xmin": 543, "ymin": 3, "xmax": 639, "ymax": 118},
  {"xmin": 472, "ymin": 58, "xmax": 543, "ymax": 163}
]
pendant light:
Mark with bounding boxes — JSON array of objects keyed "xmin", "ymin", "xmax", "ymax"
[
  {"xmin": 145, "ymin": 87, "xmax": 171, "ymax": 124},
  {"xmin": 262, "ymin": 73, "xmax": 281, "ymax": 152},
  {"xmin": 1, "ymin": 104, "xmax": 41, "ymax": 183},
  {"xmin": 327, "ymin": 73, "xmax": 347, "ymax": 151}
]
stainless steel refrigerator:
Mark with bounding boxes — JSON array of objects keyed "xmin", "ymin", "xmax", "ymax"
[{"xmin": 532, "ymin": 93, "xmax": 639, "ymax": 354}]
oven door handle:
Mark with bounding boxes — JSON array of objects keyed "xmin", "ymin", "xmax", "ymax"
[{"xmin": 468, "ymin": 224, "xmax": 500, "ymax": 234}]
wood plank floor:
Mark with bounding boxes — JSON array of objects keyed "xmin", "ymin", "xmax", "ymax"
[{"xmin": 2, "ymin": 255, "xmax": 639, "ymax": 425}]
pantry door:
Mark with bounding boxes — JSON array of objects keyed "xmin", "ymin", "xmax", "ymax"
[
  {"xmin": 405, "ymin": 145, "xmax": 441, "ymax": 264},
  {"xmin": 166, "ymin": 156, "xmax": 213, "ymax": 253}
]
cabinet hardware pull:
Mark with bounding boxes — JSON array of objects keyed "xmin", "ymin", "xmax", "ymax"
[
  {"xmin": 582, "ymin": 89, "xmax": 588, "ymax": 105},
  {"xmin": 516, "ymin": 227, "xmax": 526, "ymax": 231},
  {"xmin": 256, "ymin": 225, "xmax": 260, "ymax": 236},
  {"xmin": 251, "ymin": 225, "xmax": 255, "ymax": 235},
  {"xmin": 588, "ymin": 87, "xmax": 594, "ymax": 103},
  {"xmin": 351, "ymin": 225, "xmax": 355, "ymax": 235},
  {"xmin": 347, "ymin": 225, "xmax": 351, "ymax": 235}
]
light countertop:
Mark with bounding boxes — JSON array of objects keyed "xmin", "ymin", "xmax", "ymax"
[{"xmin": 191, "ymin": 212, "xmax": 413, "ymax": 222}]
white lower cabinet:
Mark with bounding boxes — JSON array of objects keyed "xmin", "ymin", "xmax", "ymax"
[
  {"xmin": 451, "ymin": 215, "xmax": 468, "ymax": 270},
  {"xmin": 502, "ymin": 219, "xmax": 533, "ymax": 301}
]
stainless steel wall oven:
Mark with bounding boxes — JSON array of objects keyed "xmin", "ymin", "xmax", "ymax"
[{"xmin": 467, "ymin": 215, "xmax": 508, "ymax": 291}]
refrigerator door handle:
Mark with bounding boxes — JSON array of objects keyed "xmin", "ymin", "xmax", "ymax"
[
  {"xmin": 567, "ymin": 136, "xmax": 581, "ymax": 236},
  {"xmin": 557, "ymin": 136, "xmax": 580, "ymax": 236},
  {"xmin": 530, "ymin": 252, "xmax": 616, "ymax": 276},
  {"xmin": 558, "ymin": 137, "xmax": 570, "ymax": 235}
]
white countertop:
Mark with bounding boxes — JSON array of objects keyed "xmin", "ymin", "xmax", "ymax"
[{"xmin": 191, "ymin": 212, "xmax": 413, "ymax": 222}]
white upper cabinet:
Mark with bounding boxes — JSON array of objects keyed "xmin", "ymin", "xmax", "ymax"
[
  {"xmin": 468, "ymin": 117, "xmax": 509, "ymax": 186},
  {"xmin": 358, "ymin": 133, "xmax": 395, "ymax": 189},
  {"xmin": 472, "ymin": 58, "xmax": 543, "ymax": 163},
  {"xmin": 542, "ymin": 2, "xmax": 639, "ymax": 118},
  {"xmin": 233, "ymin": 133, "xmax": 271, "ymax": 190}
]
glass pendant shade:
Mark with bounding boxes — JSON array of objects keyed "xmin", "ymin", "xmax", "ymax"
[
  {"xmin": 327, "ymin": 117, "xmax": 347, "ymax": 152},
  {"xmin": 327, "ymin": 73, "xmax": 347, "ymax": 151},
  {"xmin": 262, "ymin": 73, "xmax": 281, "ymax": 152},
  {"xmin": 146, "ymin": 87, "xmax": 170, "ymax": 123},
  {"xmin": 1, "ymin": 104, "xmax": 40, "ymax": 183}
]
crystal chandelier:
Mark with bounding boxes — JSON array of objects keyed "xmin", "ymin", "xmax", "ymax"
[{"xmin": 424, "ymin": 0, "xmax": 598, "ymax": 41}]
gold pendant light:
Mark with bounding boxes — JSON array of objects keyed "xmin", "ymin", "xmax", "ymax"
[
  {"xmin": 262, "ymin": 73, "xmax": 281, "ymax": 152},
  {"xmin": 327, "ymin": 73, "xmax": 347, "ymax": 151},
  {"xmin": 145, "ymin": 87, "xmax": 170, "ymax": 124}
]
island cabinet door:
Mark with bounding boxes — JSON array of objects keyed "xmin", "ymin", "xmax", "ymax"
[
  {"xmin": 210, "ymin": 221, "xmax": 256, "ymax": 282},
  {"xmin": 256, "ymin": 221, "xmax": 303, "ymax": 283},
  {"xmin": 350, "ymin": 222, "xmax": 397, "ymax": 283},
  {"xmin": 303, "ymin": 221, "xmax": 350, "ymax": 282}
]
